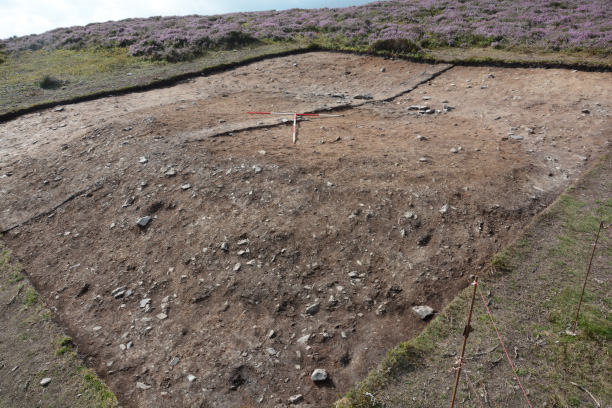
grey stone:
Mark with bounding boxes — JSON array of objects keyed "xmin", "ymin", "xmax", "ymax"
[
  {"xmin": 220, "ymin": 242, "xmax": 229, "ymax": 251},
  {"xmin": 137, "ymin": 216, "xmax": 151, "ymax": 227},
  {"xmin": 40, "ymin": 378, "xmax": 52, "ymax": 386},
  {"xmin": 380, "ymin": 67, "xmax": 386, "ymax": 72},
  {"xmin": 289, "ymin": 394, "xmax": 304, "ymax": 404},
  {"xmin": 140, "ymin": 298, "xmax": 151, "ymax": 308},
  {"xmin": 136, "ymin": 382, "xmax": 151, "ymax": 390},
  {"xmin": 156, "ymin": 313, "xmax": 168, "ymax": 320},
  {"xmin": 311, "ymin": 368, "xmax": 328, "ymax": 382},
  {"xmin": 111, "ymin": 286, "xmax": 127, "ymax": 298},
  {"xmin": 165, "ymin": 168, "xmax": 177, "ymax": 177},
  {"xmin": 353, "ymin": 93, "xmax": 373, "ymax": 100},
  {"xmin": 412, "ymin": 305, "xmax": 435, "ymax": 320},
  {"xmin": 306, "ymin": 303, "xmax": 320, "ymax": 315},
  {"xmin": 139, "ymin": 157, "xmax": 148, "ymax": 164},
  {"xmin": 253, "ymin": 166, "xmax": 263, "ymax": 174},
  {"xmin": 297, "ymin": 334, "xmax": 311, "ymax": 344},
  {"xmin": 181, "ymin": 184, "xmax": 191, "ymax": 190},
  {"xmin": 510, "ymin": 135, "xmax": 524, "ymax": 140},
  {"xmin": 582, "ymin": 108, "xmax": 590, "ymax": 114},
  {"xmin": 450, "ymin": 148, "xmax": 458, "ymax": 153},
  {"xmin": 439, "ymin": 204, "xmax": 449, "ymax": 214},
  {"xmin": 267, "ymin": 347, "xmax": 277, "ymax": 356},
  {"xmin": 170, "ymin": 357, "xmax": 180, "ymax": 368},
  {"xmin": 233, "ymin": 263, "xmax": 242, "ymax": 271},
  {"xmin": 187, "ymin": 374, "xmax": 196, "ymax": 382}
]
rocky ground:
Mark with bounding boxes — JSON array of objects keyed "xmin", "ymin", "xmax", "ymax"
[{"xmin": 0, "ymin": 52, "xmax": 610, "ymax": 407}]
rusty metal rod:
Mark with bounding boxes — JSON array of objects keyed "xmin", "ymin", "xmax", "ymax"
[
  {"xmin": 450, "ymin": 276, "xmax": 478, "ymax": 408},
  {"xmin": 572, "ymin": 221, "xmax": 604, "ymax": 334}
]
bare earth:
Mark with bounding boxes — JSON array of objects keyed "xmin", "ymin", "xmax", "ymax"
[{"xmin": 0, "ymin": 52, "xmax": 610, "ymax": 407}]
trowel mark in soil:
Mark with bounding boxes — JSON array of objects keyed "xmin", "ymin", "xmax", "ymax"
[{"xmin": 1, "ymin": 52, "xmax": 611, "ymax": 407}]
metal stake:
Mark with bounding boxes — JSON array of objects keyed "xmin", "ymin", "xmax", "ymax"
[{"xmin": 451, "ymin": 276, "xmax": 478, "ymax": 408}]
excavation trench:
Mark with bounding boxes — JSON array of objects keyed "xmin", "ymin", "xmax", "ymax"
[{"xmin": 0, "ymin": 52, "xmax": 610, "ymax": 407}]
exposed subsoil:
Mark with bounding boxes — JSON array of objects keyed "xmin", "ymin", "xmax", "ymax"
[{"xmin": 0, "ymin": 52, "xmax": 610, "ymax": 407}]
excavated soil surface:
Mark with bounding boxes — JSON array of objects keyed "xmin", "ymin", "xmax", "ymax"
[{"xmin": 1, "ymin": 52, "xmax": 611, "ymax": 407}]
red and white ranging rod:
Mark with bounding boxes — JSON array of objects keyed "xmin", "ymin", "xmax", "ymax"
[{"xmin": 247, "ymin": 111, "xmax": 342, "ymax": 144}]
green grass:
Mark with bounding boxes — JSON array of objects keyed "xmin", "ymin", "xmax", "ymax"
[
  {"xmin": 22, "ymin": 286, "xmax": 38, "ymax": 306},
  {"xmin": 80, "ymin": 368, "xmax": 118, "ymax": 407}
]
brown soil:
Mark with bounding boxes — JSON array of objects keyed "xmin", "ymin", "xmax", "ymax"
[{"xmin": 0, "ymin": 52, "xmax": 610, "ymax": 407}]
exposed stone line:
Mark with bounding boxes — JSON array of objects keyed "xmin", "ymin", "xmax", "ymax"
[{"xmin": 186, "ymin": 63, "xmax": 454, "ymax": 142}]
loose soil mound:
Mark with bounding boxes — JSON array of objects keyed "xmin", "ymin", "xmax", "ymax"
[{"xmin": 1, "ymin": 52, "xmax": 610, "ymax": 407}]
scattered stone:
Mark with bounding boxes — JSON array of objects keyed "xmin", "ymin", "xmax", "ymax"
[
  {"xmin": 54, "ymin": 106, "xmax": 64, "ymax": 112},
  {"xmin": 297, "ymin": 334, "xmax": 311, "ymax": 344},
  {"xmin": 111, "ymin": 286, "xmax": 127, "ymax": 298},
  {"xmin": 423, "ymin": 96, "xmax": 431, "ymax": 100},
  {"xmin": 268, "ymin": 330, "xmax": 276, "ymax": 339},
  {"xmin": 412, "ymin": 305, "xmax": 435, "ymax": 320},
  {"xmin": 439, "ymin": 204, "xmax": 449, "ymax": 214},
  {"xmin": 289, "ymin": 394, "xmax": 304, "ymax": 404},
  {"xmin": 156, "ymin": 313, "xmax": 168, "ymax": 320},
  {"xmin": 252, "ymin": 166, "xmax": 263, "ymax": 174},
  {"xmin": 510, "ymin": 135, "xmax": 524, "ymax": 140},
  {"xmin": 220, "ymin": 242, "xmax": 229, "ymax": 251},
  {"xmin": 581, "ymin": 108, "xmax": 590, "ymax": 114},
  {"xmin": 306, "ymin": 303, "xmax": 320, "ymax": 315},
  {"xmin": 181, "ymin": 184, "xmax": 191, "ymax": 190},
  {"xmin": 93, "ymin": 326, "xmax": 102, "ymax": 331},
  {"xmin": 187, "ymin": 374, "xmax": 196, "ymax": 382},
  {"xmin": 139, "ymin": 157, "xmax": 148, "ymax": 164},
  {"xmin": 137, "ymin": 216, "xmax": 151, "ymax": 227},
  {"xmin": 450, "ymin": 148, "xmax": 458, "ymax": 153},
  {"xmin": 419, "ymin": 157, "xmax": 428, "ymax": 162},
  {"xmin": 267, "ymin": 347, "xmax": 277, "ymax": 356},
  {"xmin": 122, "ymin": 196, "xmax": 135, "ymax": 207},
  {"xmin": 311, "ymin": 368, "xmax": 328, "ymax": 382},
  {"xmin": 165, "ymin": 168, "xmax": 177, "ymax": 177},
  {"xmin": 258, "ymin": 150, "xmax": 267, "ymax": 155},
  {"xmin": 354, "ymin": 93, "xmax": 373, "ymax": 100},
  {"xmin": 140, "ymin": 298, "xmax": 151, "ymax": 308},
  {"xmin": 237, "ymin": 239, "xmax": 249, "ymax": 246},
  {"xmin": 136, "ymin": 382, "xmax": 151, "ymax": 390},
  {"xmin": 170, "ymin": 357, "xmax": 180, "ymax": 368},
  {"xmin": 233, "ymin": 263, "xmax": 242, "ymax": 272},
  {"xmin": 380, "ymin": 67, "xmax": 386, "ymax": 72}
]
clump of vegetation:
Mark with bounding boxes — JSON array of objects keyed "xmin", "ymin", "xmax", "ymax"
[
  {"xmin": 490, "ymin": 250, "xmax": 512, "ymax": 272},
  {"xmin": 368, "ymin": 38, "xmax": 421, "ymax": 55},
  {"xmin": 22, "ymin": 287, "xmax": 39, "ymax": 306},
  {"xmin": 39, "ymin": 74, "xmax": 63, "ymax": 89},
  {"xmin": 56, "ymin": 336, "xmax": 74, "ymax": 356},
  {"xmin": 80, "ymin": 367, "xmax": 118, "ymax": 407}
]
